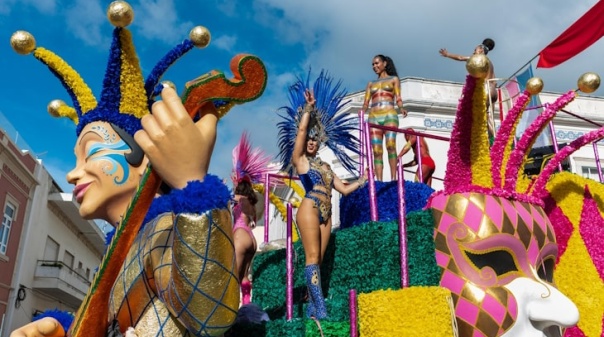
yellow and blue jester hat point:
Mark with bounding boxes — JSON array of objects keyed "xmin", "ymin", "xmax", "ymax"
[{"xmin": 10, "ymin": 0, "xmax": 211, "ymax": 138}]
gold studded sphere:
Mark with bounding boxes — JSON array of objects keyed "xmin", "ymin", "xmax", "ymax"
[
  {"xmin": 161, "ymin": 80, "xmax": 176, "ymax": 91},
  {"xmin": 577, "ymin": 72, "xmax": 600, "ymax": 93},
  {"xmin": 107, "ymin": 1, "xmax": 134, "ymax": 28},
  {"xmin": 465, "ymin": 54, "xmax": 490, "ymax": 79},
  {"xmin": 189, "ymin": 26, "xmax": 211, "ymax": 48},
  {"xmin": 10, "ymin": 31, "xmax": 36, "ymax": 55},
  {"xmin": 47, "ymin": 100, "xmax": 66, "ymax": 117},
  {"xmin": 288, "ymin": 197, "xmax": 299, "ymax": 205},
  {"xmin": 525, "ymin": 77, "xmax": 544, "ymax": 95}
]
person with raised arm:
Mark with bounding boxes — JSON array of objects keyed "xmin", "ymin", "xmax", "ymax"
[{"xmin": 276, "ymin": 72, "xmax": 365, "ymax": 320}]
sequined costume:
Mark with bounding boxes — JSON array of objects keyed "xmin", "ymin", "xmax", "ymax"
[
  {"xmin": 109, "ymin": 190, "xmax": 239, "ymax": 337},
  {"xmin": 364, "ymin": 76, "xmax": 401, "ymax": 165},
  {"xmin": 299, "ymin": 157, "xmax": 334, "ymax": 223}
]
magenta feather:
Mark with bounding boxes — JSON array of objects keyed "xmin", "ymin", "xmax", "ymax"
[{"xmin": 231, "ymin": 131, "xmax": 273, "ymax": 185}]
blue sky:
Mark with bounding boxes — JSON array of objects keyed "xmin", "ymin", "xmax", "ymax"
[{"xmin": 1, "ymin": 0, "xmax": 603, "ymax": 193}]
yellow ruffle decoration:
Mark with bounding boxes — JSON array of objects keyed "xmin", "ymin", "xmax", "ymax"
[
  {"xmin": 546, "ymin": 172, "xmax": 604, "ymax": 337},
  {"xmin": 283, "ymin": 178, "xmax": 305, "ymax": 201},
  {"xmin": 33, "ymin": 47, "xmax": 97, "ymax": 116},
  {"xmin": 253, "ymin": 184, "xmax": 299, "ymax": 242},
  {"xmin": 118, "ymin": 29, "xmax": 148, "ymax": 119},
  {"xmin": 358, "ymin": 287, "xmax": 455, "ymax": 337},
  {"xmin": 56, "ymin": 104, "xmax": 79, "ymax": 124},
  {"xmin": 470, "ymin": 78, "xmax": 493, "ymax": 188}
]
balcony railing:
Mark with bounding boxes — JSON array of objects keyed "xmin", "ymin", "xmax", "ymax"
[{"xmin": 32, "ymin": 260, "xmax": 91, "ymax": 308}]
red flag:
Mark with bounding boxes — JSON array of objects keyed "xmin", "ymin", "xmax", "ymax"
[{"xmin": 537, "ymin": 0, "xmax": 604, "ymax": 68}]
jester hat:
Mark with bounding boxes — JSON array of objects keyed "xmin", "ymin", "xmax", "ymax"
[
  {"xmin": 9, "ymin": 1, "xmax": 265, "ymax": 141},
  {"xmin": 434, "ymin": 55, "xmax": 601, "ymax": 202}
]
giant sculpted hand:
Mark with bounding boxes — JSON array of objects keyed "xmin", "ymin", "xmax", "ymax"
[
  {"xmin": 10, "ymin": 317, "xmax": 65, "ymax": 337},
  {"xmin": 135, "ymin": 86, "xmax": 209, "ymax": 190}
]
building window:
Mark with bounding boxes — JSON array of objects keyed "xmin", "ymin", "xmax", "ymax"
[
  {"xmin": 75, "ymin": 261, "xmax": 85, "ymax": 277},
  {"xmin": 43, "ymin": 236, "xmax": 59, "ymax": 261},
  {"xmin": 0, "ymin": 201, "xmax": 16, "ymax": 255},
  {"xmin": 86, "ymin": 268, "xmax": 90, "ymax": 280},
  {"xmin": 581, "ymin": 166, "xmax": 602, "ymax": 182},
  {"xmin": 63, "ymin": 251, "xmax": 74, "ymax": 270}
]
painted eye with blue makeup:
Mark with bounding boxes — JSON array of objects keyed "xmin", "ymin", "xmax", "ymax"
[{"xmin": 67, "ymin": 121, "xmax": 146, "ymax": 223}]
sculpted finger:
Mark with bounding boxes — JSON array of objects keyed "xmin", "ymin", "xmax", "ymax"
[
  {"xmin": 159, "ymin": 86, "xmax": 189, "ymax": 122},
  {"xmin": 9, "ymin": 330, "xmax": 26, "ymax": 337},
  {"xmin": 37, "ymin": 318, "xmax": 64, "ymax": 337},
  {"xmin": 134, "ymin": 129, "xmax": 156, "ymax": 157},
  {"xmin": 139, "ymin": 112, "xmax": 163, "ymax": 142},
  {"xmin": 149, "ymin": 99, "xmax": 174, "ymax": 131}
]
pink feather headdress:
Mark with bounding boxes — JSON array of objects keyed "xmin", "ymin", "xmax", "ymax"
[{"xmin": 231, "ymin": 131, "xmax": 273, "ymax": 186}]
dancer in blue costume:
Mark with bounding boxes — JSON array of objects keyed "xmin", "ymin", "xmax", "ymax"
[{"xmin": 277, "ymin": 72, "xmax": 366, "ymax": 319}]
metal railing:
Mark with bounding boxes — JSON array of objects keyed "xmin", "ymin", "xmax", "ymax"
[{"xmin": 263, "ymin": 173, "xmax": 300, "ymax": 244}]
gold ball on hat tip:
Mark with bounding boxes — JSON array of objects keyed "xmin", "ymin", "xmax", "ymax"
[
  {"xmin": 47, "ymin": 100, "xmax": 66, "ymax": 117},
  {"xmin": 288, "ymin": 197, "xmax": 299, "ymax": 205},
  {"xmin": 525, "ymin": 77, "xmax": 544, "ymax": 95},
  {"xmin": 161, "ymin": 80, "xmax": 176, "ymax": 91},
  {"xmin": 10, "ymin": 31, "xmax": 36, "ymax": 55},
  {"xmin": 107, "ymin": 1, "xmax": 134, "ymax": 28},
  {"xmin": 189, "ymin": 26, "xmax": 211, "ymax": 48},
  {"xmin": 465, "ymin": 54, "xmax": 490, "ymax": 79},
  {"xmin": 577, "ymin": 72, "xmax": 600, "ymax": 93}
]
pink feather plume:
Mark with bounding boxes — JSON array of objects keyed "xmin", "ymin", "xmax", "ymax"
[{"xmin": 232, "ymin": 131, "xmax": 273, "ymax": 185}]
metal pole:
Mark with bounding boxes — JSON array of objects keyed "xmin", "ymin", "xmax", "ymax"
[
  {"xmin": 397, "ymin": 162, "xmax": 409, "ymax": 288},
  {"xmin": 1, "ymin": 313, "xmax": 5, "ymax": 337},
  {"xmin": 561, "ymin": 109, "xmax": 603, "ymax": 128},
  {"xmin": 499, "ymin": 55, "xmax": 539, "ymax": 88},
  {"xmin": 359, "ymin": 110, "xmax": 365, "ymax": 173},
  {"xmin": 263, "ymin": 174, "xmax": 270, "ymax": 244},
  {"xmin": 365, "ymin": 121, "xmax": 378, "ymax": 221},
  {"xmin": 349, "ymin": 289, "xmax": 358, "ymax": 337},
  {"xmin": 498, "ymin": 87, "xmax": 504, "ymax": 123},
  {"xmin": 286, "ymin": 203, "xmax": 293, "ymax": 320},
  {"xmin": 593, "ymin": 142, "xmax": 604, "ymax": 183},
  {"xmin": 548, "ymin": 121, "xmax": 563, "ymax": 172},
  {"xmin": 415, "ymin": 135, "xmax": 423, "ymax": 183}
]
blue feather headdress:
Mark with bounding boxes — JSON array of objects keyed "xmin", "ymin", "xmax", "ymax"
[{"xmin": 276, "ymin": 70, "xmax": 360, "ymax": 174}]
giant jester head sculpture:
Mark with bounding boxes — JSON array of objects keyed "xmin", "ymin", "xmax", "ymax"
[{"xmin": 428, "ymin": 54, "xmax": 601, "ymax": 337}]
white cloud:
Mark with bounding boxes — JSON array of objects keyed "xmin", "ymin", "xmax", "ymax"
[
  {"xmin": 251, "ymin": 0, "xmax": 604, "ymax": 94},
  {"xmin": 65, "ymin": 0, "xmax": 107, "ymax": 47},
  {"xmin": 212, "ymin": 34, "xmax": 238, "ymax": 51},
  {"xmin": 133, "ymin": 0, "xmax": 192, "ymax": 44},
  {"xmin": 29, "ymin": 0, "xmax": 56, "ymax": 13},
  {"xmin": 202, "ymin": 0, "xmax": 604, "ymax": 181},
  {"xmin": 1, "ymin": 0, "xmax": 56, "ymax": 15},
  {"xmin": 215, "ymin": 1, "xmax": 237, "ymax": 17}
]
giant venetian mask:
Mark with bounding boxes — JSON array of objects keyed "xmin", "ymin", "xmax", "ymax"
[
  {"xmin": 427, "ymin": 56, "xmax": 599, "ymax": 337},
  {"xmin": 430, "ymin": 192, "xmax": 578, "ymax": 337}
]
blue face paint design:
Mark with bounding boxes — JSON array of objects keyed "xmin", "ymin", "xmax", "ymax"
[
  {"xmin": 91, "ymin": 125, "xmax": 116, "ymax": 143},
  {"xmin": 87, "ymin": 140, "xmax": 131, "ymax": 185}
]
